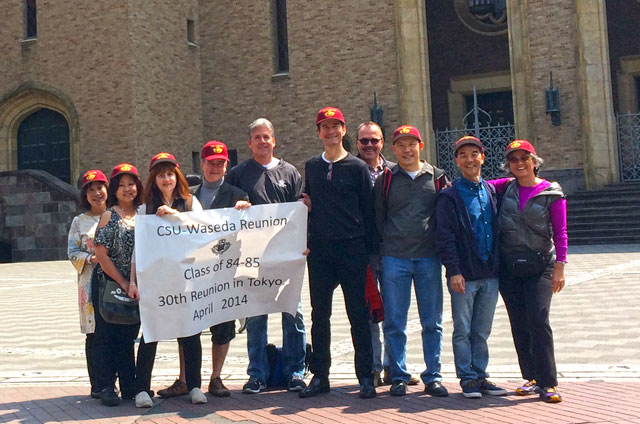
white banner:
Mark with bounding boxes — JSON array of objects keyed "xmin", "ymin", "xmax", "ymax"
[{"xmin": 134, "ymin": 202, "xmax": 307, "ymax": 342}]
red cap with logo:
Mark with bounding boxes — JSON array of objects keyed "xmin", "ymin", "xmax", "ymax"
[
  {"xmin": 110, "ymin": 163, "xmax": 139, "ymax": 180},
  {"xmin": 504, "ymin": 139, "xmax": 537, "ymax": 157},
  {"xmin": 201, "ymin": 140, "xmax": 229, "ymax": 161},
  {"xmin": 455, "ymin": 135, "xmax": 484, "ymax": 153},
  {"xmin": 81, "ymin": 169, "xmax": 108, "ymax": 189},
  {"xmin": 316, "ymin": 107, "xmax": 345, "ymax": 125},
  {"xmin": 392, "ymin": 125, "xmax": 422, "ymax": 144},
  {"xmin": 149, "ymin": 152, "xmax": 178, "ymax": 171}
]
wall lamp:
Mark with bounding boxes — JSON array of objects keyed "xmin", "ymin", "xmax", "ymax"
[{"xmin": 545, "ymin": 71, "xmax": 561, "ymax": 126}]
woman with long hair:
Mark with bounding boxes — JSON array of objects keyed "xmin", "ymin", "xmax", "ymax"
[
  {"xmin": 92, "ymin": 163, "xmax": 143, "ymax": 407},
  {"xmin": 496, "ymin": 140, "xmax": 567, "ymax": 403},
  {"xmin": 68, "ymin": 169, "xmax": 108, "ymax": 399},
  {"xmin": 128, "ymin": 152, "xmax": 207, "ymax": 406}
]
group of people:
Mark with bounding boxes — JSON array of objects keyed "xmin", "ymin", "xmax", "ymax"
[{"xmin": 67, "ymin": 106, "xmax": 567, "ymax": 409}]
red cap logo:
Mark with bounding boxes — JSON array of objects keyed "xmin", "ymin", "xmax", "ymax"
[{"xmin": 81, "ymin": 169, "xmax": 108, "ymax": 188}]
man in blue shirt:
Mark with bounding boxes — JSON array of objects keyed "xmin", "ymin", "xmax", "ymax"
[{"xmin": 434, "ymin": 136, "xmax": 507, "ymax": 399}]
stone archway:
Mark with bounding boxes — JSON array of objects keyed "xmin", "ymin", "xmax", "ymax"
[{"xmin": 0, "ymin": 82, "xmax": 80, "ymax": 183}]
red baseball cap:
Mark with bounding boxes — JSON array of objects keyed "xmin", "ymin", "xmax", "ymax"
[
  {"xmin": 81, "ymin": 169, "xmax": 108, "ymax": 188},
  {"xmin": 149, "ymin": 152, "xmax": 179, "ymax": 171},
  {"xmin": 455, "ymin": 135, "xmax": 485, "ymax": 153},
  {"xmin": 316, "ymin": 107, "xmax": 345, "ymax": 125},
  {"xmin": 110, "ymin": 163, "xmax": 139, "ymax": 180},
  {"xmin": 392, "ymin": 125, "xmax": 422, "ymax": 144},
  {"xmin": 201, "ymin": 140, "xmax": 229, "ymax": 161},
  {"xmin": 504, "ymin": 139, "xmax": 537, "ymax": 157}
]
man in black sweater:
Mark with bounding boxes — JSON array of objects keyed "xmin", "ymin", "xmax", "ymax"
[{"xmin": 299, "ymin": 107, "xmax": 376, "ymax": 399}]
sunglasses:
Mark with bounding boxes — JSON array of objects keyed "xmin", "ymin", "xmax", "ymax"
[
  {"xmin": 358, "ymin": 137, "xmax": 381, "ymax": 145},
  {"xmin": 508, "ymin": 155, "xmax": 532, "ymax": 164},
  {"xmin": 327, "ymin": 162, "xmax": 333, "ymax": 181}
]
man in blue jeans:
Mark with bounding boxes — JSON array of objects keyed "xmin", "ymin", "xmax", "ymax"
[
  {"xmin": 226, "ymin": 118, "xmax": 307, "ymax": 394},
  {"xmin": 373, "ymin": 125, "xmax": 448, "ymax": 397},
  {"xmin": 434, "ymin": 135, "xmax": 506, "ymax": 398}
]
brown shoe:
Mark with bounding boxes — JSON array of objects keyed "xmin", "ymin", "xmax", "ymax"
[
  {"xmin": 383, "ymin": 367, "xmax": 419, "ymax": 386},
  {"xmin": 208, "ymin": 376, "xmax": 231, "ymax": 397},
  {"xmin": 157, "ymin": 379, "xmax": 188, "ymax": 398},
  {"xmin": 373, "ymin": 371, "xmax": 383, "ymax": 387}
]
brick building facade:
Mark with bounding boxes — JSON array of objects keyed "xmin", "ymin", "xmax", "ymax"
[{"xmin": 1, "ymin": 0, "xmax": 639, "ymax": 261}]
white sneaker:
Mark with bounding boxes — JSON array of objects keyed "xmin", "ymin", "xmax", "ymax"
[
  {"xmin": 134, "ymin": 391, "xmax": 153, "ymax": 408},
  {"xmin": 189, "ymin": 387, "xmax": 208, "ymax": 404}
]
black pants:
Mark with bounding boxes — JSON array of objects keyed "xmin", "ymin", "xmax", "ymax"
[
  {"xmin": 500, "ymin": 260, "xmax": 558, "ymax": 388},
  {"xmin": 307, "ymin": 237, "xmax": 373, "ymax": 381},
  {"xmin": 85, "ymin": 333, "xmax": 96, "ymax": 393},
  {"xmin": 91, "ymin": 276, "xmax": 139, "ymax": 397},
  {"xmin": 135, "ymin": 333, "xmax": 203, "ymax": 393}
]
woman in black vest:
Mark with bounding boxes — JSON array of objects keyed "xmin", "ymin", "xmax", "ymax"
[
  {"xmin": 128, "ymin": 152, "xmax": 207, "ymax": 407},
  {"xmin": 497, "ymin": 140, "xmax": 567, "ymax": 403}
]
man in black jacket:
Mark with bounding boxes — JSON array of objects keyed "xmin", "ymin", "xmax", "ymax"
[
  {"xmin": 434, "ymin": 135, "xmax": 506, "ymax": 399},
  {"xmin": 299, "ymin": 107, "xmax": 376, "ymax": 399},
  {"xmin": 165, "ymin": 140, "xmax": 249, "ymax": 399}
]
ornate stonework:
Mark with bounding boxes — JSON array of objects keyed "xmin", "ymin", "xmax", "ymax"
[{"xmin": 454, "ymin": 0, "xmax": 508, "ymax": 35}]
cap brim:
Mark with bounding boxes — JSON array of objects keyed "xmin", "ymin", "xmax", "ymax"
[{"xmin": 202, "ymin": 154, "xmax": 229, "ymax": 161}]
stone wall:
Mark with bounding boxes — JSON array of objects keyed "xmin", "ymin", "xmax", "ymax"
[
  {"xmin": 0, "ymin": 1, "xmax": 204, "ymax": 181},
  {"xmin": 199, "ymin": 1, "xmax": 401, "ymax": 172},
  {"xmin": 0, "ymin": 170, "xmax": 79, "ymax": 262}
]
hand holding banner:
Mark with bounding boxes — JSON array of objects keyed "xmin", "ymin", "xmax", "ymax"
[{"xmin": 134, "ymin": 202, "xmax": 307, "ymax": 342}]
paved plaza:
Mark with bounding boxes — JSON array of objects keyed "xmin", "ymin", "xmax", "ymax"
[{"xmin": 1, "ymin": 244, "xmax": 639, "ymax": 423}]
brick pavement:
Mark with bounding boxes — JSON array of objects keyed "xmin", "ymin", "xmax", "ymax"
[{"xmin": 1, "ymin": 244, "xmax": 640, "ymax": 422}]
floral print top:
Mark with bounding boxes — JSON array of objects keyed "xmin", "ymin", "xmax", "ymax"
[
  {"xmin": 94, "ymin": 208, "xmax": 136, "ymax": 281},
  {"xmin": 67, "ymin": 212, "xmax": 101, "ymax": 334}
]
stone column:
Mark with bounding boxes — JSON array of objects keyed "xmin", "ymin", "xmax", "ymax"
[
  {"xmin": 576, "ymin": 0, "xmax": 618, "ymax": 188},
  {"xmin": 506, "ymin": 0, "xmax": 536, "ymax": 142},
  {"xmin": 395, "ymin": 0, "xmax": 435, "ymax": 161}
]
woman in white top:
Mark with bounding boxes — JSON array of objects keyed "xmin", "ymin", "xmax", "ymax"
[{"xmin": 67, "ymin": 169, "xmax": 109, "ymax": 399}]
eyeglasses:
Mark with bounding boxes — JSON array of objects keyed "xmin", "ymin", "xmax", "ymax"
[
  {"xmin": 358, "ymin": 137, "xmax": 381, "ymax": 145},
  {"xmin": 326, "ymin": 162, "xmax": 333, "ymax": 181},
  {"xmin": 508, "ymin": 155, "xmax": 532, "ymax": 164}
]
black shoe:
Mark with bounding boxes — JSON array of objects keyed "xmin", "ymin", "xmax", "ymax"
[
  {"xmin": 359, "ymin": 377, "xmax": 377, "ymax": 399},
  {"xmin": 424, "ymin": 381, "xmax": 449, "ymax": 397},
  {"xmin": 390, "ymin": 380, "xmax": 407, "ymax": 397},
  {"xmin": 99, "ymin": 388, "xmax": 120, "ymax": 407},
  {"xmin": 299, "ymin": 376, "xmax": 330, "ymax": 398},
  {"xmin": 90, "ymin": 390, "xmax": 101, "ymax": 399}
]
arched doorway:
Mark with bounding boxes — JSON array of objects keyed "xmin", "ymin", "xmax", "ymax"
[{"xmin": 17, "ymin": 108, "xmax": 70, "ymax": 183}]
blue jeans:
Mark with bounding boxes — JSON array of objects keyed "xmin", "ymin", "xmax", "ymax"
[
  {"xmin": 246, "ymin": 307, "xmax": 306, "ymax": 382},
  {"xmin": 448, "ymin": 277, "xmax": 499, "ymax": 385},
  {"xmin": 381, "ymin": 256, "xmax": 443, "ymax": 384}
]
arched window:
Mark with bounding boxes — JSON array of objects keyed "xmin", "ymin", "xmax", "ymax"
[{"xmin": 17, "ymin": 109, "xmax": 70, "ymax": 183}]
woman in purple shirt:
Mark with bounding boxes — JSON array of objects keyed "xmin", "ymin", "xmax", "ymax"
[{"xmin": 490, "ymin": 140, "xmax": 567, "ymax": 403}]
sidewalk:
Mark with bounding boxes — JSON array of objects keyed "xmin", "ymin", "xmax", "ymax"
[
  {"xmin": 2, "ymin": 381, "xmax": 640, "ymax": 423},
  {"xmin": 1, "ymin": 244, "xmax": 640, "ymax": 423}
]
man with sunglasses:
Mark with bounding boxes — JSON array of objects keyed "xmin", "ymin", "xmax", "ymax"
[
  {"xmin": 434, "ymin": 135, "xmax": 507, "ymax": 399},
  {"xmin": 300, "ymin": 107, "xmax": 376, "ymax": 399},
  {"xmin": 355, "ymin": 121, "xmax": 398, "ymax": 387},
  {"xmin": 374, "ymin": 125, "xmax": 448, "ymax": 397}
]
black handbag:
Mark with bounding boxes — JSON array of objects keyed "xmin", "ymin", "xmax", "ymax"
[
  {"xmin": 503, "ymin": 249, "xmax": 548, "ymax": 278},
  {"xmin": 98, "ymin": 272, "xmax": 140, "ymax": 325}
]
